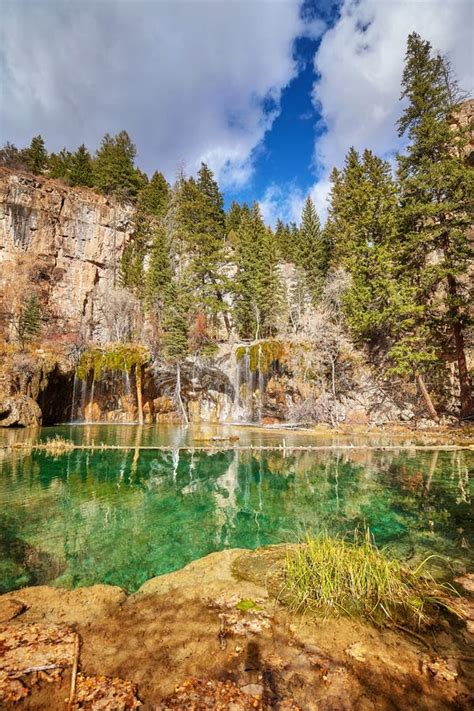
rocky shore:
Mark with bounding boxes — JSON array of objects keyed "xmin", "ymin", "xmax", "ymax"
[{"xmin": 1, "ymin": 547, "xmax": 473, "ymax": 709}]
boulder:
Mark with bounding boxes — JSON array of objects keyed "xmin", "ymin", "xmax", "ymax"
[{"xmin": 0, "ymin": 394, "xmax": 42, "ymax": 427}]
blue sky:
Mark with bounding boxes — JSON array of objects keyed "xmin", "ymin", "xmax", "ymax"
[
  {"xmin": 1, "ymin": 1, "xmax": 472, "ymax": 224},
  {"xmin": 230, "ymin": 1, "xmax": 342, "ymax": 213},
  {"xmin": 228, "ymin": 36, "xmax": 325, "ymax": 212}
]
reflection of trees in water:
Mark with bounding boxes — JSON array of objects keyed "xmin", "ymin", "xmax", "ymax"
[{"xmin": 0, "ymin": 446, "xmax": 472, "ymax": 593}]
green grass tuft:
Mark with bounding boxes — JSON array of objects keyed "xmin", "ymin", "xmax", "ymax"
[{"xmin": 283, "ymin": 530, "xmax": 462, "ymax": 628}]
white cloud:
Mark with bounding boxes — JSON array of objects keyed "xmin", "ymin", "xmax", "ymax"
[
  {"xmin": 310, "ymin": 0, "xmax": 473, "ymax": 217},
  {"xmin": 0, "ymin": 0, "xmax": 314, "ymax": 188},
  {"xmin": 259, "ymin": 183, "xmax": 305, "ymax": 227}
]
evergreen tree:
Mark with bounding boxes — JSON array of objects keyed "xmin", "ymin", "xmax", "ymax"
[
  {"xmin": 325, "ymin": 148, "xmax": 398, "ymax": 345},
  {"xmin": 297, "ymin": 196, "xmax": 328, "ymax": 303},
  {"xmin": 93, "ymin": 130, "xmax": 141, "ymax": 198},
  {"xmin": 274, "ymin": 219, "xmax": 293, "ymax": 261},
  {"xmin": 27, "ymin": 135, "xmax": 48, "ymax": 174},
  {"xmin": 120, "ymin": 172, "xmax": 171, "ymax": 297},
  {"xmin": 69, "ymin": 144, "xmax": 93, "ymax": 187},
  {"xmin": 17, "ymin": 293, "xmax": 41, "ymax": 347},
  {"xmin": 226, "ymin": 200, "xmax": 243, "ymax": 234},
  {"xmin": 119, "ymin": 207, "xmax": 152, "ymax": 299},
  {"xmin": 233, "ymin": 203, "xmax": 283, "ymax": 339},
  {"xmin": 48, "ymin": 148, "xmax": 72, "ymax": 180},
  {"xmin": 145, "ymin": 224, "xmax": 174, "ymax": 313},
  {"xmin": 396, "ymin": 32, "xmax": 473, "ymax": 416},
  {"xmin": 173, "ymin": 164, "xmax": 228, "ymax": 336},
  {"xmin": 137, "ymin": 171, "xmax": 170, "ymax": 218},
  {"xmin": 161, "ymin": 280, "xmax": 190, "ymax": 363}
]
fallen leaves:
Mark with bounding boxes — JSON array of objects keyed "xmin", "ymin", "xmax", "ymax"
[
  {"xmin": 0, "ymin": 623, "xmax": 141, "ymax": 709},
  {"xmin": 72, "ymin": 673, "xmax": 141, "ymax": 710},
  {"xmin": 157, "ymin": 677, "xmax": 300, "ymax": 711},
  {"xmin": 0, "ymin": 622, "xmax": 76, "ymax": 704}
]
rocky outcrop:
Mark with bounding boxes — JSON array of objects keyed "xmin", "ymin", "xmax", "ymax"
[
  {"xmin": 0, "ymin": 394, "xmax": 42, "ymax": 427},
  {"xmin": 0, "ymin": 167, "xmax": 133, "ymax": 338}
]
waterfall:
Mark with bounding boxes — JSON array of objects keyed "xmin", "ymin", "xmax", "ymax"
[
  {"xmin": 70, "ymin": 370, "xmax": 78, "ymax": 423},
  {"xmin": 124, "ymin": 370, "xmax": 131, "ymax": 395},
  {"xmin": 79, "ymin": 378, "xmax": 87, "ymax": 422},
  {"xmin": 256, "ymin": 343, "xmax": 264, "ymax": 423},
  {"xmin": 88, "ymin": 379, "xmax": 95, "ymax": 422}
]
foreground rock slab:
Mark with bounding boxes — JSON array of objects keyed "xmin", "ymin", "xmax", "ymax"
[{"xmin": 0, "ymin": 548, "xmax": 472, "ymax": 710}]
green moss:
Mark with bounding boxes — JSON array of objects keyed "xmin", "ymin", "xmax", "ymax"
[
  {"xmin": 236, "ymin": 340, "xmax": 286, "ymax": 373},
  {"xmin": 77, "ymin": 343, "xmax": 150, "ymax": 381}
]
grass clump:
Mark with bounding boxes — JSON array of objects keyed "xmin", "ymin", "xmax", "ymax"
[
  {"xmin": 37, "ymin": 435, "xmax": 75, "ymax": 456},
  {"xmin": 284, "ymin": 530, "xmax": 461, "ymax": 628}
]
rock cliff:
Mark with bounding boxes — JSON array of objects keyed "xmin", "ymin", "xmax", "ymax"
[
  {"xmin": 0, "ymin": 167, "xmax": 133, "ymax": 337},
  {"xmin": 0, "ymin": 168, "xmax": 441, "ymax": 428}
]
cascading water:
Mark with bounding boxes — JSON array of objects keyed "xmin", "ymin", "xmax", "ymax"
[
  {"xmin": 79, "ymin": 378, "xmax": 87, "ymax": 422},
  {"xmin": 70, "ymin": 371, "xmax": 78, "ymax": 423},
  {"xmin": 88, "ymin": 379, "xmax": 95, "ymax": 422},
  {"xmin": 256, "ymin": 343, "xmax": 264, "ymax": 423}
]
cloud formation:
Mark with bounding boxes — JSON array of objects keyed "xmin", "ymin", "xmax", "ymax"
[
  {"xmin": 1, "ymin": 0, "xmax": 310, "ymax": 187},
  {"xmin": 259, "ymin": 182, "xmax": 305, "ymax": 227},
  {"xmin": 308, "ymin": 0, "xmax": 473, "ymax": 218}
]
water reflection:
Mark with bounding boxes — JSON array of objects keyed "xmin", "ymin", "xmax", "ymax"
[{"xmin": 0, "ymin": 431, "xmax": 472, "ymax": 594}]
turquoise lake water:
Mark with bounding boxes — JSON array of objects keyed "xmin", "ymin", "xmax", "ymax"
[{"xmin": 0, "ymin": 425, "xmax": 472, "ymax": 593}]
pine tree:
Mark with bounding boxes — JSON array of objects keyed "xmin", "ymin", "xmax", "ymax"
[
  {"xmin": 48, "ymin": 148, "xmax": 72, "ymax": 180},
  {"xmin": 161, "ymin": 280, "xmax": 190, "ymax": 363},
  {"xmin": 326, "ymin": 148, "xmax": 398, "ymax": 346},
  {"xmin": 274, "ymin": 219, "xmax": 293, "ymax": 261},
  {"xmin": 396, "ymin": 32, "xmax": 473, "ymax": 417},
  {"xmin": 233, "ymin": 203, "xmax": 283, "ymax": 339},
  {"xmin": 173, "ymin": 164, "xmax": 228, "ymax": 337},
  {"xmin": 297, "ymin": 196, "xmax": 329, "ymax": 303},
  {"xmin": 145, "ymin": 224, "xmax": 174, "ymax": 314},
  {"xmin": 226, "ymin": 200, "xmax": 243, "ymax": 234},
  {"xmin": 119, "ymin": 207, "xmax": 152, "ymax": 299},
  {"xmin": 69, "ymin": 144, "xmax": 93, "ymax": 187},
  {"xmin": 137, "ymin": 171, "xmax": 170, "ymax": 218},
  {"xmin": 17, "ymin": 293, "xmax": 41, "ymax": 347},
  {"xmin": 27, "ymin": 135, "xmax": 48, "ymax": 174},
  {"xmin": 92, "ymin": 130, "xmax": 141, "ymax": 198}
]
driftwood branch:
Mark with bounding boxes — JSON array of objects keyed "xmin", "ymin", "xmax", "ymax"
[
  {"xmin": 67, "ymin": 634, "xmax": 80, "ymax": 710},
  {"xmin": 11, "ymin": 663, "xmax": 61, "ymax": 678}
]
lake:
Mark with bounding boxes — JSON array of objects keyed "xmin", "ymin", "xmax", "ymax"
[{"xmin": 0, "ymin": 424, "xmax": 472, "ymax": 594}]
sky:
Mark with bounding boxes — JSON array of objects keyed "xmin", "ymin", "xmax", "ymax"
[{"xmin": 1, "ymin": 0, "xmax": 473, "ymax": 224}]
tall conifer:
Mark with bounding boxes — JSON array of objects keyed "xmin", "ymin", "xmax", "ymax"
[{"xmin": 397, "ymin": 32, "xmax": 473, "ymax": 416}]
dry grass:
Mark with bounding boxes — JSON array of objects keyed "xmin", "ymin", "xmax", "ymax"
[
  {"xmin": 284, "ymin": 530, "xmax": 462, "ymax": 628},
  {"xmin": 36, "ymin": 435, "xmax": 75, "ymax": 455}
]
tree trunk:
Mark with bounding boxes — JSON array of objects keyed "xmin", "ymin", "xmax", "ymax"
[
  {"xmin": 415, "ymin": 372, "xmax": 439, "ymax": 421},
  {"xmin": 135, "ymin": 365, "xmax": 143, "ymax": 425},
  {"xmin": 447, "ymin": 275, "xmax": 472, "ymax": 417},
  {"xmin": 175, "ymin": 363, "xmax": 189, "ymax": 425},
  {"xmin": 452, "ymin": 319, "xmax": 472, "ymax": 417}
]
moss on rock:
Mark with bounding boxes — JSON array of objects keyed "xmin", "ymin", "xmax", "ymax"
[{"xmin": 77, "ymin": 343, "xmax": 150, "ymax": 381}]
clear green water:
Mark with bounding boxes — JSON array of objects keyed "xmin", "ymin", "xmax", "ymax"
[{"xmin": 0, "ymin": 425, "xmax": 472, "ymax": 594}]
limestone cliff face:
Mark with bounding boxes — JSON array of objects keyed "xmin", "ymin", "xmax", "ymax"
[{"xmin": 0, "ymin": 168, "xmax": 133, "ymax": 336}]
